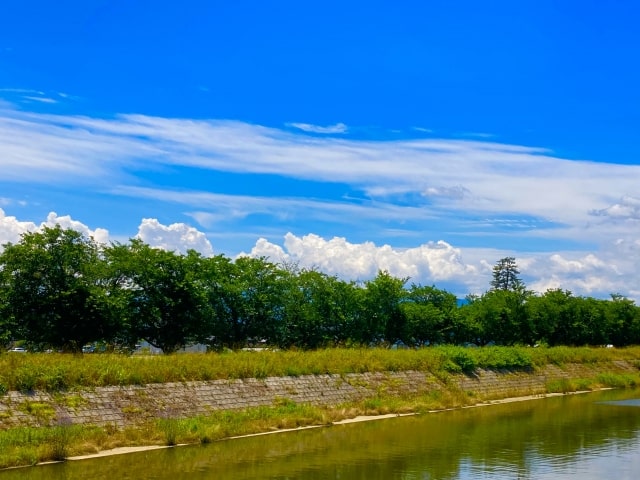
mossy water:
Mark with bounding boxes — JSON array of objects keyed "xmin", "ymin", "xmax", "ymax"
[{"xmin": 3, "ymin": 388, "xmax": 640, "ymax": 479}]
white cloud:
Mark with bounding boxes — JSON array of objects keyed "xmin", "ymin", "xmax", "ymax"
[
  {"xmin": 0, "ymin": 210, "xmax": 212, "ymax": 256},
  {"xmin": 2, "ymin": 208, "xmax": 640, "ymax": 299},
  {"xmin": 243, "ymin": 232, "xmax": 477, "ymax": 285},
  {"xmin": 423, "ymin": 185, "xmax": 470, "ymax": 200},
  {"xmin": 1, "ymin": 105, "xmax": 638, "ymax": 242},
  {"xmin": 241, "ymin": 233, "xmax": 640, "ymax": 300},
  {"xmin": 136, "ymin": 218, "xmax": 214, "ymax": 256},
  {"xmin": 590, "ymin": 195, "xmax": 640, "ymax": 221},
  {"xmin": 286, "ymin": 122, "xmax": 348, "ymax": 134},
  {"xmin": 23, "ymin": 96, "xmax": 58, "ymax": 104},
  {"xmin": 0, "ymin": 208, "xmax": 37, "ymax": 246},
  {"xmin": 411, "ymin": 126, "xmax": 433, "ymax": 133},
  {"xmin": 113, "ymin": 185, "xmax": 437, "ymax": 228},
  {"xmin": 42, "ymin": 212, "xmax": 110, "ymax": 244},
  {"xmin": 2, "ymin": 104, "xmax": 637, "ymax": 248},
  {"xmin": 2, "ymin": 104, "xmax": 640, "ymax": 298},
  {"xmin": 524, "ymin": 244, "xmax": 640, "ymax": 299},
  {"xmin": 0, "ymin": 209, "xmax": 109, "ymax": 247}
]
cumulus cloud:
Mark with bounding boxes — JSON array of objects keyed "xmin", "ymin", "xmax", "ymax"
[
  {"xmin": 240, "ymin": 233, "xmax": 640, "ymax": 300},
  {"xmin": 286, "ymin": 122, "xmax": 348, "ymax": 134},
  {"xmin": 524, "ymin": 244, "xmax": 640, "ymax": 300},
  {"xmin": 136, "ymin": 218, "xmax": 214, "ymax": 256},
  {"xmin": 3, "ymin": 207, "xmax": 640, "ymax": 300},
  {"xmin": 0, "ymin": 210, "xmax": 213, "ymax": 256},
  {"xmin": 0, "ymin": 208, "xmax": 37, "ymax": 246},
  {"xmin": 243, "ymin": 232, "xmax": 477, "ymax": 285},
  {"xmin": 42, "ymin": 212, "xmax": 110, "ymax": 244},
  {"xmin": 0, "ymin": 209, "xmax": 109, "ymax": 247}
]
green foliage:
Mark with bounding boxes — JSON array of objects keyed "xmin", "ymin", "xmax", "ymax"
[
  {"xmin": 0, "ymin": 225, "xmax": 120, "ymax": 353},
  {"xmin": 438, "ymin": 346, "xmax": 476, "ymax": 372},
  {"xmin": 490, "ymin": 257, "xmax": 523, "ymax": 291},
  {"xmin": 401, "ymin": 284, "xmax": 458, "ymax": 347},
  {"xmin": 105, "ymin": 241, "xmax": 211, "ymax": 353},
  {"xmin": 2, "ymin": 227, "xmax": 640, "ymax": 354},
  {"xmin": 360, "ymin": 271, "xmax": 408, "ymax": 346}
]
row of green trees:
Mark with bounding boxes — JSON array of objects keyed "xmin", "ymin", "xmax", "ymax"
[{"xmin": 1, "ymin": 226, "xmax": 639, "ymax": 353}]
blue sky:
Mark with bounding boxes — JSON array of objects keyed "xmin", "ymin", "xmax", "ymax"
[{"xmin": 1, "ymin": 0, "xmax": 639, "ymax": 299}]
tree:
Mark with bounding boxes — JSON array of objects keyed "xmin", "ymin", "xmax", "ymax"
[
  {"xmin": 490, "ymin": 257, "xmax": 523, "ymax": 292},
  {"xmin": 361, "ymin": 271, "xmax": 408, "ymax": 346},
  {"xmin": 526, "ymin": 289, "xmax": 571, "ymax": 345},
  {"xmin": 194, "ymin": 254, "xmax": 241, "ymax": 350},
  {"xmin": 232, "ymin": 256, "xmax": 287, "ymax": 347},
  {"xmin": 477, "ymin": 289, "xmax": 532, "ymax": 345},
  {"xmin": 605, "ymin": 294, "xmax": 640, "ymax": 347},
  {"xmin": 277, "ymin": 269, "xmax": 360, "ymax": 349},
  {"xmin": 0, "ymin": 225, "xmax": 119, "ymax": 352},
  {"xmin": 105, "ymin": 240, "xmax": 210, "ymax": 354},
  {"xmin": 401, "ymin": 285, "xmax": 458, "ymax": 346}
]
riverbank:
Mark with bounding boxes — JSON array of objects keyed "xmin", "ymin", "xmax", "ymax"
[
  {"xmin": 1, "ymin": 347, "xmax": 640, "ymax": 469},
  {"xmin": 65, "ymin": 389, "xmax": 610, "ymax": 462},
  {"xmin": 4, "ymin": 388, "xmax": 619, "ymax": 471}
]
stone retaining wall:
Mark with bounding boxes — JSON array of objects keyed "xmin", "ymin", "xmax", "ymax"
[{"xmin": 1, "ymin": 361, "xmax": 637, "ymax": 429}]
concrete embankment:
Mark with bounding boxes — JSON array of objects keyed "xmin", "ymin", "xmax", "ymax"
[{"xmin": 1, "ymin": 361, "xmax": 638, "ymax": 429}]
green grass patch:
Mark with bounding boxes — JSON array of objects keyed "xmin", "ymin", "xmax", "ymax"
[
  {"xmin": 546, "ymin": 378, "xmax": 576, "ymax": 393},
  {"xmin": 0, "ymin": 346, "xmax": 639, "ymax": 394},
  {"xmin": 595, "ymin": 372, "xmax": 640, "ymax": 388},
  {"xmin": 18, "ymin": 401, "xmax": 56, "ymax": 422}
]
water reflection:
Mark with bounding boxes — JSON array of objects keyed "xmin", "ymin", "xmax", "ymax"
[
  {"xmin": 3, "ymin": 389, "xmax": 640, "ymax": 480},
  {"xmin": 598, "ymin": 398, "xmax": 640, "ymax": 407}
]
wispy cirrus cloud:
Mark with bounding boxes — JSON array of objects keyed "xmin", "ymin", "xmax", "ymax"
[
  {"xmin": 1, "ymin": 102, "xmax": 640, "ymax": 251},
  {"xmin": 286, "ymin": 122, "xmax": 348, "ymax": 134},
  {"xmin": 23, "ymin": 96, "xmax": 58, "ymax": 104},
  {"xmin": 112, "ymin": 185, "xmax": 438, "ymax": 228},
  {"xmin": 0, "ymin": 88, "xmax": 71, "ymax": 105}
]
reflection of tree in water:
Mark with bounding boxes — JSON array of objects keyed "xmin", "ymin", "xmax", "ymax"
[{"xmin": 8, "ymin": 390, "xmax": 640, "ymax": 480}]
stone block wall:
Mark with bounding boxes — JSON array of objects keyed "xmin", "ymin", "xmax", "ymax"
[{"xmin": 0, "ymin": 361, "xmax": 637, "ymax": 429}]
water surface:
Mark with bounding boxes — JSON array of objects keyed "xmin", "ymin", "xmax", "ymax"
[{"xmin": 4, "ymin": 389, "xmax": 640, "ymax": 479}]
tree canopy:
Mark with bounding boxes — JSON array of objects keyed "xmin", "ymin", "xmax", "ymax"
[
  {"xmin": 490, "ymin": 257, "xmax": 523, "ymax": 291},
  {"xmin": 1, "ymin": 229, "xmax": 639, "ymax": 352}
]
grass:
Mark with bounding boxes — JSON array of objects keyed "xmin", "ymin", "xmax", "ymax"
[
  {"xmin": 1, "ymin": 345, "xmax": 640, "ymax": 469},
  {"xmin": 1, "ymin": 346, "xmax": 639, "ymax": 394}
]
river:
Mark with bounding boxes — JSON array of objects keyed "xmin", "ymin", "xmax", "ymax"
[{"xmin": 3, "ymin": 388, "xmax": 640, "ymax": 479}]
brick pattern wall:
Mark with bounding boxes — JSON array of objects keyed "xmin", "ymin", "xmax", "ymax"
[{"xmin": 0, "ymin": 362, "xmax": 637, "ymax": 429}]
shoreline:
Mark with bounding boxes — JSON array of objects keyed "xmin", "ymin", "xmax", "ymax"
[{"xmin": 64, "ymin": 388, "xmax": 612, "ymax": 463}]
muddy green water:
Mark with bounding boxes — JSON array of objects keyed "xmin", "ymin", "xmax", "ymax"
[{"xmin": 4, "ymin": 389, "xmax": 640, "ymax": 479}]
